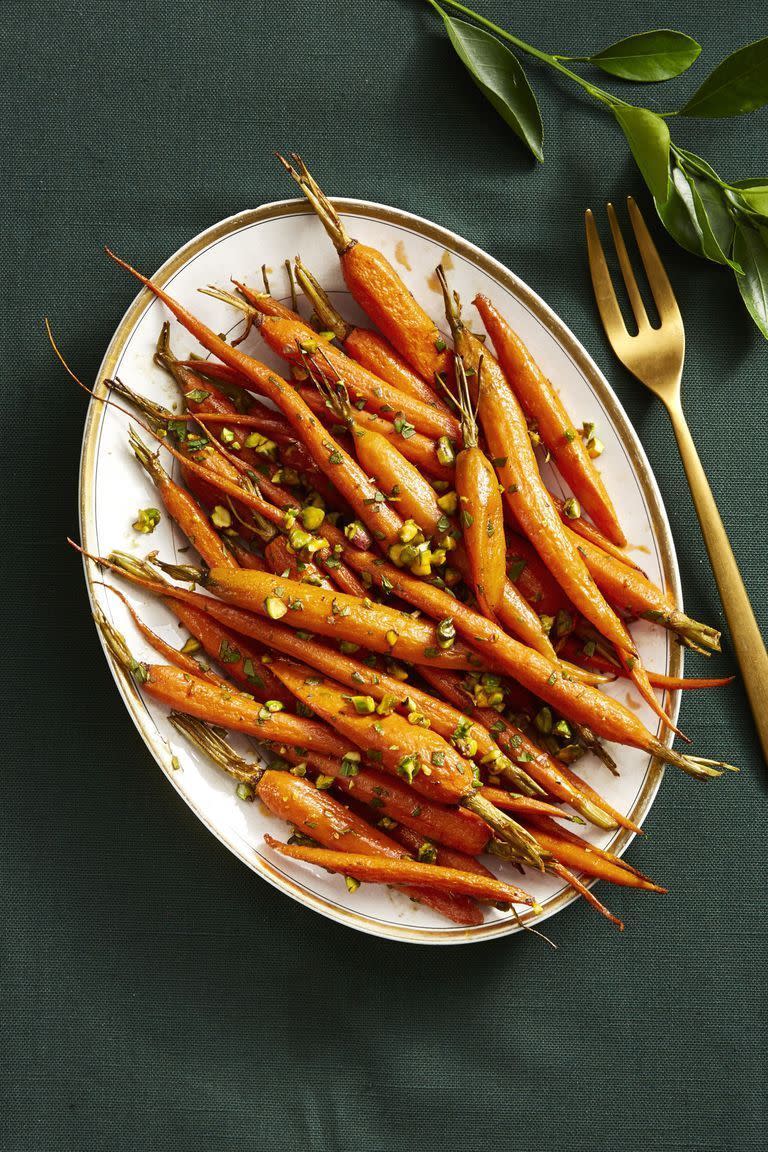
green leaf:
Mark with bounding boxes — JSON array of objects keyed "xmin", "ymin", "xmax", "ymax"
[
  {"xmin": 655, "ymin": 167, "xmax": 707, "ymax": 258},
  {"xmin": 732, "ymin": 223, "xmax": 768, "ymax": 337},
  {"xmin": 679, "ymin": 36, "xmax": 768, "ymax": 117},
  {"xmin": 589, "ymin": 30, "xmax": 701, "ymax": 82},
  {"xmin": 613, "ymin": 105, "xmax": 670, "ymax": 202},
  {"xmin": 433, "ymin": 7, "xmax": 544, "ymax": 161},
  {"xmin": 730, "ymin": 179, "xmax": 768, "ymax": 216},
  {"xmin": 673, "ymin": 151, "xmax": 739, "ymax": 268}
]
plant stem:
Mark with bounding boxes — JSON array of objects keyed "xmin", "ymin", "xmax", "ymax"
[{"xmin": 433, "ymin": 0, "xmax": 627, "ymax": 107}]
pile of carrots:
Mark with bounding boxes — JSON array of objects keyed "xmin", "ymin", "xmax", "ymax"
[{"xmin": 62, "ymin": 154, "xmax": 737, "ymax": 935}]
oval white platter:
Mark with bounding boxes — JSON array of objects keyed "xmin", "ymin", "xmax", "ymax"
[{"xmin": 80, "ymin": 198, "xmax": 682, "ymax": 944}]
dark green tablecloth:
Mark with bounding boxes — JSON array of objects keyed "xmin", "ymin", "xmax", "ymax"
[{"xmin": 3, "ymin": 2, "xmax": 766, "ymax": 1148}]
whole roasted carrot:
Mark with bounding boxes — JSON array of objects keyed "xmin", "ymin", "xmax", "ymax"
[
  {"xmin": 278, "ymin": 154, "xmax": 453, "ymax": 383},
  {"xmin": 438, "ymin": 268, "xmax": 634, "ymax": 658},
  {"xmin": 294, "ymin": 257, "xmax": 450, "ymax": 411},
  {"xmin": 450, "ymin": 356, "xmax": 507, "ymax": 622},
  {"xmin": 479, "ymin": 787, "xmax": 585, "ymax": 824},
  {"xmin": 386, "ymin": 822, "xmax": 499, "ymax": 883},
  {"xmin": 560, "ymin": 636, "xmax": 734, "ymax": 691},
  {"xmin": 128, "ymin": 428, "xmax": 238, "ymax": 570},
  {"xmin": 153, "ymin": 562, "xmax": 478, "ymax": 670},
  {"xmin": 264, "ymin": 835, "xmax": 538, "ymax": 908},
  {"xmin": 99, "ymin": 553, "xmax": 542, "ymax": 798},
  {"xmin": 526, "ymin": 817, "xmax": 666, "ymax": 893},
  {"xmin": 475, "ymin": 294, "xmax": 627, "ymax": 547},
  {"xmin": 277, "ymin": 746, "xmax": 493, "ymax": 856},
  {"xmin": 269, "ymin": 661, "xmax": 547, "ymax": 867},
  {"xmin": 566, "ymin": 530, "xmax": 721, "ymax": 654},
  {"xmin": 96, "ymin": 608, "xmax": 349, "ymax": 759},
  {"xmin": 229, "ymin": 281, "xmax": 459, "ymax": 441},
  {"xmin": 172, "ymin": 718, "xmax": 481, "ymax": 925}
]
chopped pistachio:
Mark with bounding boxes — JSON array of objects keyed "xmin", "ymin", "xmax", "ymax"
[
  {"xmin": 349, "ymin": 695, "xmax": 375, "ymax": 715},
  {"xmin": 236, "ymin": 782, "xmax": 254, "ymax": 802},
  {"xmin": 563, "ymin": 497, "xmax": 581, "ymax": 519},
  {"xmin": 180, "ymin": 636, "xmax": 201, "ymax": 656},
  {"xmin": 315, "ymin": 775, "xmax": 335, "ymax": 790},
  {"xmin": 132, "ymin": 507, "xmax": 161, "ymax": 534},
  {"xmin": 385, "ymin": 629, "xmax": 399, "ymax": 648},
  {"xmin": 264, "ymin": 595, "xmax": 288, "ymax": 620},
  {"xmin": 211, "ymin": 504, "xmax": 232, "ymax": 529},
  {"xmin": 300, "ymin": 505, "xmax": 325, "ymax": 531},
  {"xmin": 345, "ymin": 875, "xmax": 361, "ymax": 894},
  {"xmin": 436, "ymin": 436, "xmax": 455, "ymax": 466}
]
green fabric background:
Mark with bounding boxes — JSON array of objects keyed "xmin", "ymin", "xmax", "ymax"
[{"xmin": 2, "ymin": 1, "xmax": 766, "ymax": 1148}]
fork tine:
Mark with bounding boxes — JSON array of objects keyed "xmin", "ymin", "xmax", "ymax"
[
  {"xmin": 584, "ymin": 209, "xmax": 627, "ymax": 340},
  {"xmin": 626, "ymin": 197, "xmax": 683, "ymax": 326},
  {"xmin": 606, "ymin": 202, "xmax": 650, "ymax": 331}
]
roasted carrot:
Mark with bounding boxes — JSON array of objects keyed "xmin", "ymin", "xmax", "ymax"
[
  {"xmin": 278, "ymin": 154, "xmax": 453, "ymax": 383},
  {"xmin": 526, "ymin": 818, "xmax": 666, "ymax": 893},
  {"xmin": 560, "ymin": 636, "xmax": 734, "ymax": 691},
  {"xmin": 550, "ymin": 494, "xmax": 642, "ymax": 572},
  {"xmin": 418, "ymin": 666, "xmax": 630, "ymax": 832},
  {"xmin": 450, "ymin": 356, "xmax": 507, "ymax": 622},
  {"xmin": 268, "ymin": 661, "xmax": 547, "ymax": 866},
  {"xmin": 172, "ymin": 718, "xmax": 481, "ymax": 925},
  {"xmin": 128, "ymin": 428, "xmax": 238, "ymax": 570},
  {"xmin": 565, "ymin": 530, "xmax": 721, "ymax": 654},
  {"xmin": 475, "ymin": 294, "xmax": 627, "ymax": 547},
  {"xmin": 160, "ymin": 597, "xmax": 293, "ymax": 706},
  {"xmin": 294, "ymin": 256, "xmax": 450, "ymax": 411},
  {"xmin": 387, "ymin": 823, "xmax": 499, "ymax": 883},
  {"xmin": 479, "ymin": 787, "xmax": 585, "ymax": 824},
  {"xmin": 230, "ymin": 281, "xmax": 459, "ymax": 441},
  {"xmin": 439, "ymin": 269, "xmax": 634, "ymax": 658},
  {"xmin": 506, "ymin": 534, "xmax": 575, "ymax": 620},
  {"xmin": 264, "ymin": 835, "xmax": 538, "ymax": 908}
]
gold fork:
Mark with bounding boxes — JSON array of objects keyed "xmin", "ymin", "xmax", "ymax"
[{"xmin": 585, "ymin": 196, "xmax": 768, "ymax": 765}]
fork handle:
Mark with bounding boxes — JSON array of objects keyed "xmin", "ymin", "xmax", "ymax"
[{"xmin": 667, "ymin": 401, "xmax": 768, "ymax": 765}]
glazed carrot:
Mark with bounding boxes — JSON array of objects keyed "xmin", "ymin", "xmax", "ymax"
[
  {"xmin": 527, "ymin": 820, "xmax": 666, "ymax": 893},
  {"xmin": 439, "ymin": 270, "xmax": 635, "ymax": 658},
  {"xmin": 158, "ymin": 563, "xmax": 477, "ymax": 670},
  {"xmin": 181, "ymin": 358, "xmax": 454, "ymax": 481},
  {"xmin": 102, "ymin": 556, "xmax": 541, "ymax": 798},
  {"xmin": 479, "ymin": 787, "xmax": 585, "ymax": 823},
  {"xmin": 172, "ymin": 720, "xmax": 481, "ymax": 925},
  {"xmin": 269, "ymin": 661, "xmax": 547, "ymax": 866},
  {"xmin": 128, "ymin": 429, "xmax": 238, "ymax": 570},
  {"xmin": 550, "ymin": 494, "xmax": 643, "ymax": 572},
  {"xmin": 96, "ymin": 608, "xmax": 350, "ymax": 758},
  {"xmin": 264, "ymin": 835, "xmax": 538, "ymax": 908},
  {"xmin": 285, "ymin": 750, "xmax": 492, "ymax": 855},
  {"xmin": 506, "ymin": 535, "xmax": 574, "ymax": 620},
  {"xmin": 97, "ymin": 583, "xmax": 228, "ymax": 688},
  {"xmin": 418, "ymin": 666, "xmax": 630, "ymax": 832},
  {"xmin": 387, "ymin": 823, "xmax": 499, "ymax": 882},
  {"xmin": 269, "ymin": 662, "xmax": 478, "ymax": 805},
  {"xmin": 475, "ymin": 294, "xmax": 626, "ymax": 547},
  {"xmin": 228, "ymin": 541, "xmax": 268, "ymax": 571},
  {"xmin": 565, "ymin": 530, "xmax": 721, "ymax": 654},
  {"xmin": 279, "ymin": 154, "xmax": 453, "ymax": 382},
  {"xmin": 105, "ymin": 251, "xmax": 409, "ymax": 552},
  {"xmin": 264, "ymin": 535, "xmax": 334, "ymax": 589},
  {"xmin": 450, "ymin": 356, "xmax": 507, "ymax": 622},
  {"xmin": 294, "ymin": 257, "xmax": 450, "ymax": 411},
  {"xmin": 230, "ymin": 290, "xmax": 460, "ymax": 442},
  {"xmin": 161, "ymin": 597, "xmax": 293, "ymax": 706}
]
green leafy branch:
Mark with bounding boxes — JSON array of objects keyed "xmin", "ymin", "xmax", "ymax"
[{"xmin": 423, "ymin": 0, "xmax": 768, "ymax": 337}]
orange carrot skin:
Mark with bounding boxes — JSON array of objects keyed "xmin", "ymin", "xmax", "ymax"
[
  {"xmin": 528, "ymin": 824, "xmax": 665, "ymax": 892},
  {"xmin": 162, "ymin": 598, "xmax": 292, "ymax": 706},
  {"xmin": 339, "ymin": 549, "xmax": 655, "ymax": 749},
  {"xmin": 140, "ymin": 662, "xmax": 348, "ymax": 756},
  {"xmin": 265, "ymin": 834, "xmax": 536, "ymax": 907},
  {"xmin": 353, "ymin": 424, "xmax": 444, "ymax": 533},
  {"xmin": 270, "ymin": 663, "xmax": 477, "ymax": 805},
  {"xmin": 506, "ymin": 535, "xmax": 574, "ymax": 619},
  {"xmin": 456, "ymin": 446, "xmax": 506, "ymax": 620},
  {"xmin": 228, "ymin": 542, "xmax": 268, "ymax": 571},
  {"xmin": 479, "ymin": 787, "xmax": 576, "ymax": 822},
  {"xmin": 475, "ymin": 295, "xmax": 626, "ymax": 547},
  {"xmin": 340, "ymin": 243, "xmax": 453, "ymax": 382},
  {"xmin": 460, "ymin": 331, "xmax": 633, "ymax": 655},
  {"xmin": 257, "ymin": 770, "xmax": 482, "ymax": 926},
  {"xmin": 202, "ymin": 566, "xmax": 477, "ymax": 670},
  {"xmin": 551, "ymin": 496, "xmax": 642, "ymax": 572},
  {"xmin": 566, "ymin": 529, "xmax": 676, "ymax": 619},
  {"xmin": 152, "ymin": 469, "xmax": 238, "ymax": 571},
  {"xmin": 560, "ymin": 639, "xmax": 733, "ymax": 691},
  {"xmin": 344, "ymin": 327, "xmax": 449, "ymax": 411},
  {"xmin": 278, "ymin": 747, "xmax": 491, "ymax": 857},
  {"xmin": 389, "ymin": 822, "xmax": 497, "ymax": 882},
  {"xmin": 255, "ymin": 310, "xmax": 459, "ymax": 441}
]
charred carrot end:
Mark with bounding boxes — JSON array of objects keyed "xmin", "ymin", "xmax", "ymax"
[{"xmin": 264, "ymin": 835, "xmax": 540, "ymax": 909}]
